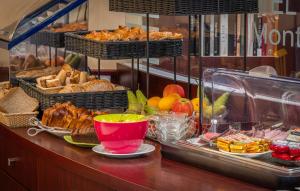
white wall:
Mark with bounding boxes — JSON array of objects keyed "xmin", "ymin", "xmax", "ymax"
[{"xmin": 88, "ymin": 0, "xmax": 126, "ymax": 70}]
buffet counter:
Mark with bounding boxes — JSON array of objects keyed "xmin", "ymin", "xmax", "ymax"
[{"xmin": 0, "ymin": 124, "xmax": 269, "ymax": 191}]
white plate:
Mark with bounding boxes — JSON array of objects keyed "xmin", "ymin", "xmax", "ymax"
[
  {"xmin": 219, "ymin": 149, "xmax": 271, "ymax": 158},
  {"xmin": 92, "ymin": 144, "xmax": 155, "ymax": 159}
]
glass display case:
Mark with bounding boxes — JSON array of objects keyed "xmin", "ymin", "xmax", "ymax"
[
  {"xmin": 161, "ymin": 68, "xmax": 300, "ymax": 189},
  {"xmin": 0, "ymin": 0, "xmax": 88, "ymax": 83}
]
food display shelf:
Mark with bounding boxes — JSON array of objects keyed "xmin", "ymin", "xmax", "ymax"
[
  {"xmin": 18, "ymin": 79, "xmax": 128, "ymax": 111},
  {"xmin": 161, "ymin": 141, "xmax": 300, "ymax": 189},
  {"xmin": 65, "ymin": 31, "xmax": 183, "ymax": 59}
]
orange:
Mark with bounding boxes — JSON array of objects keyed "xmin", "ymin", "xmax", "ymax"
[
  {"xmin": 147, "ymin": 96, "xmax": 161, "ymax": 108},
  {"xmin": 158, "ymin": 96, "xmax": 178, "ymax": 111}
]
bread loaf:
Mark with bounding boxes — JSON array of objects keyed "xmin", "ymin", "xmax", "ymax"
[
  {"xmin": 82, "ymin": 80, "xmax": 114, "ymax": 92},
  {"xmin": 59, "ymin": 84, "xmax": 83, "ymax": 93},
  {"xmin": 71, "ymin": 127, "xmax": 99, "ymax": 144}
]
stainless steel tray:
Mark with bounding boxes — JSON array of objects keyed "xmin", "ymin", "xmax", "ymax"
[{"xmin": 161, "ymin": 141, "xmax": 300, "ymax": 189}]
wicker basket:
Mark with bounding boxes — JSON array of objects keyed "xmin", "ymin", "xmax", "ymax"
[
  {"xmin": 109, "ymin": 0, "xmax": 258, "ymax": 15},
  {"xmin": 30, "ymin": 31, "xmax": 66, "ymax": 48},
  {"xmin": 0, "ymin": 111, "xmax": 39, "ymax": 128},
  {"xmin": 30, "ymin": 30, "xmax": 88, "ymax": 48},
  {"xmin": 18, "ymin": 79, "xmax": 128, "ymax": 111},
  {"xmin": 65, "ymin": 31, "xmax": 183, "ymax": 59}
]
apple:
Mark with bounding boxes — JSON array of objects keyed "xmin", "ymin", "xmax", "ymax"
[
  {"xmin": 163, "ymin": 84, "xmax": 185, "ymax": 98},
  {"xmin": 171, "ymin": 98, "xmax": 194, "ymax": 116}
]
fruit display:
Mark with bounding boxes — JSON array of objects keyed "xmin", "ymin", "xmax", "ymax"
[
  {"xmin": 85, "ymin": 26, "xmax": 183, "ymax": 42},
  {"xmin": 216, "ymin": 133, "xmax": 271, "ymax": 153},
  {"xmin": 128, "ymin": 84, "xmax": 229, "ymax": 118}
]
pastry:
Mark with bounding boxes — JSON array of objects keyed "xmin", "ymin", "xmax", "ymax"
[
  {"xmin": 71, "ymin": 127, "xmax": 99, "ymax": 144},
  {"xmin": 41, "ymin": 102, "xmax": 103, "ymax": 134},
  {"xmin": 216, "ymin": 133, "xmax": 270, "ymax": 153},
  {"xmin": 85, "ymin": 26, "xmax": 183, "ymax": 42}
]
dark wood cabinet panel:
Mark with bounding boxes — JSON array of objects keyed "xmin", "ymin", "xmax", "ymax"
[
  {"xmin": 0, "ymin": 170, "xmax": 27, "ymax": 191},
  {"xmin": 1, "ymin": 132, "xmax": 37, "ymax": 191},
  {"xmin": 37, "ymin": 159, "xmax": 114, "ymax": 191}
]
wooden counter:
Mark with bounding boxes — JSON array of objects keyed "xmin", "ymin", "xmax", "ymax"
[{"xmin": 0, "ymin": 125, "xmax": 270, "ymax": 191}]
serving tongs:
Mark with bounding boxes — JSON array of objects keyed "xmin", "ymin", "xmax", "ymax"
[{"xmin": 27, "ymin": 117, "xmax": 71, "ymax": 137}]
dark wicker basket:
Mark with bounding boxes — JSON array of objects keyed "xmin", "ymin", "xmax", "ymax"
[
  {"xmin": 30, "ymin": 31, "xmax": 66, "ymax": 48},
  {"xmin": 10, "ymin": 77, "xmax": 36, "ymax": 87},
  {"xmin": 218, "ymin": 0, "xmax": 258, "ymax": 14},
  {"xmin": 109, "ymin": 0, "xmax": 258, "ymax": 15},
  {"xmin": 65, "ymin": 31, "xmax": 183, "ymax": 59},
  {"xmin": 19, "ymin": 79, "xmax": 128, "ymax": 111},
  {"xmin": 31, "ymin": 30, "xmax": 89, "ymax": 48}
]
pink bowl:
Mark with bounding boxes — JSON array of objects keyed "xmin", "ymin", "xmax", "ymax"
[{"xmin": 94, "ymin": 114, "xmax": 148, "ymax": 154}]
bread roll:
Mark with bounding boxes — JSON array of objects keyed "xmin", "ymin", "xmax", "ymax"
[
  {"xmin": 46, "ymin": 79, "xmax": 61, "ymax": 88},
  {"xmin": 79, "ymin": 72, "xmax": 88, "ymax": 84},
  {"xmin": 55, "ymin": 69, "xmax": 67, "ymax": 85}
]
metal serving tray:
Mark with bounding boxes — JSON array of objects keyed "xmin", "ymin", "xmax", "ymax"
[{"xmin": 161, "ymin": 141, "xmax": 300, "ymax": 189}]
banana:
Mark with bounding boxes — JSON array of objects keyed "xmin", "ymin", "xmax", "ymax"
[
  {"xmin": 203, "ymin": 93, "xmax": 230, "ymax": 119},
  {"xmin": 203, "ymin": 95, "xmax": 210, "ymax": 106},
  {"xmin": 136, "ymin": 89, "xmax": 147, "ymax": 106},
  {"xmin": 203, "ymin": 105, "xmax": 226, "ymax": 119},
  {"xmin": 214, "ymin": 92, "xmax": 230, "ymax": 107},
  {"xmin": 144, "ymin": 105, "xmax": 158, "ymax": 115},
  {"xmin": 127, "ymin": 90, "xmax": 140, "ymax": 113}
]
